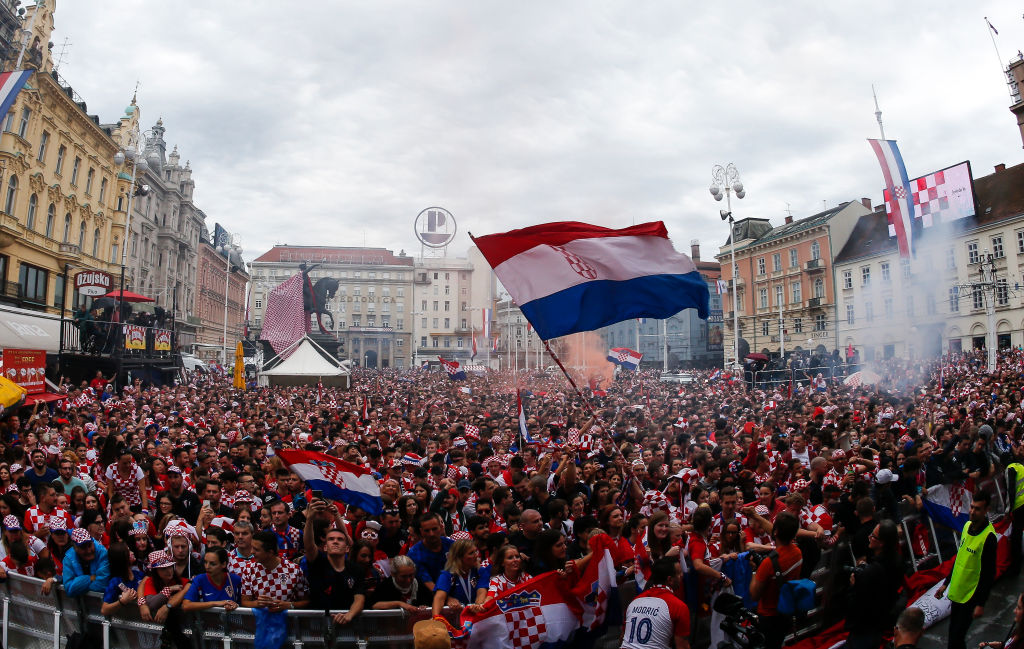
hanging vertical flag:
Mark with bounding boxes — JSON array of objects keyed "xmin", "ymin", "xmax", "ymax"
[
  {"xmin": 482, "ymin": 308, "xmax": 492, "ymax": 341},
  {"xmin": 492, "ymin": 335, "xmax": 500, "ymax": 352},
  {"xmin": 869, "ymin": 139, "xmax": 916, "ymax": 258},
  {"xmin": 471, "ymin": 334, "xmax": 478, "ymax": 360},
  {"xmin": 716, "ymin": 279, "xmax": 728, "ymax": 295},
  {"xmin": 360, "ymin": 396, "xmax": 370, "ymax": 422},
  {"xmin": 0, "ymin": 70, "xmax": 32, "ymax": 123}
]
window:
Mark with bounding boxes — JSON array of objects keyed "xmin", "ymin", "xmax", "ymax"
[
  {"xmin": 37, "ymin": 130, "xmax": 49, "ymax": 162},
  {"xmin": 91, "ymin": 228, "xmax": 100, "ymax": 257},
  {"xmin": 54, "ymin": 273, "xmax": 65, "ymax": 309},
  {"xmin": 110, "ymin": 242, "xmax": 118, "ymax": 264},
  {"xmin": 70, "ymin": 157, "xmax": 81, "ymax": 185},
  {"xmin": 55, "ymin": 145, "xmax": 66, "ymax": 175},
  {"xmin": 457, "ymin": 337, "xmax": 464, "ymax": 348},
  {"xmin": 860, "ymin": 265, "xmax": 871, "ymax": 286},
  {"xmin": 814, "ymin": 314, "xmax": 826, "ymax": 331},
  {"xmin": 2, "ymin": 110, "xmax": 11, "ymax": 131},
  {"xmin": 396, "ymin": 319, "xmax": 403, "ymax": 330},
  {"xmin": 810, "ymin": 241, "xmax": 821, "ymax": 260},
  {"xmin": 846, "ymin": 304, "xmax": 854, "ymax": 325},
  {"xmin": 813, "ymin": 278, "xmax": 825, "ymax": 298},
  {"xmin": 432, "ymin": 337, "xmax": 439, "ymax": 348},
  {"xmin": 789, "ymin": 249, "xmax": 798, "ymax": 268},
  {"xmin": 761, "ymin": 321, "xmax": 769, "ymax": 336},
  {"xmin": 883, "ymin": 297, "xmax": 893, "ymax": 318},
  {"xmin": 443, "ymin": 317, "xmax": 450, "ymax": 328},
  {"xmin": 254, "ymin": 299, "xmax": 263, "ymax": 310},
  {"xmin": 880, "ymin": 262, "xmax": 890, "ymax": 283},
  {"xmin": 433, "ymin": 272, "xmax": 438, "ymax": 280},
  {"xmin": 948, "ymin": 288, "xmax": 959, "ymax": 313},
  {"xmin": 842, "ymin": 269, "xmax": 852, "ymax": 289},
  {"xmin": 1018, "ymin": 230, "xmax": 1024, "ymax": 255},
  {"xmin": 992, "ymin": 236, "xmax": 1004, "ymax": 259},
  {"xmin": 17, "ymin": 107, "xmax": 29, "ymax": 138},
  {"xmin": 865, "ymin": 301, "xmax": 874, "ymax": 322},
  {"xmin": 997, "ymin": 279, "xmax": 1009, "ymax": 306},
  {"xmin": 78, "ymin": 222, "xmax": 85, "ymax": 248},
  {"xmin": 774, "ymin": 285, "xmax": 784, "ymax": 306},
  {"xmin": 444, "ymin": 285, "xmax": 450, "ymax": 295},
  {"xmin": 906, "ymin": 295, "xmax": 915, "ymax": 317},
  {"xmin": 757, "ymin": 258, "xmax": 765, "ymax": 275},
  {"xmin": 432, "ymin": 318, "xmax": 439, "ymax": 328},
  {"xmin": 432, "ymin": 300, "xmax": 438, "ymax": 311},
  {"xmin": 971, "ymin": 286, "xmax": 983, "ymax": 310},
  {"xmin": 45, "ymin": 204, "xmax": 54, "ymax": 237},
  {"xmin": 759, "ymin": 288, "xmax": 768, "ymax": 309},
  {"xmin": 18, "ymin": 263, "xmax": 47, "ymax": 302},
  {"xmin": 396, "ymin": 339, "xmax": 403, "ymax": 348},
  {"xmin": 421, "ymin": 318, "xmax": 427, "ymax": 328},
  {"xmin": 444, "ymin": 300, "xmax": 450, "ymax": 311},
  {"xmin": 420, "ymin": 336, "xmax": 427, "ymax": 347},
  {"xmin": 461, "ymin": 301, "xmax": 468, "ymax": 312},
  {"xmin": 793, "ymin": 318, "xmax": 803, "ymax": 333},
  {"xmin": 946, "ymin": 247, "xmax": 956, "ymax": 269},
  {"xmin": 421, "ymin": 300, "xmax": 426, "ymax": 311},
  {"xmin": 791, "ymin": 281, "xmax": 801, "ymax": 303},
  {"xmin": 443, "ymin": 337, "xmax": 451, "ymax": 348},
  {"xmin": 397, "ymin": 287, "xmax": 404, "ymax": 297},
  {"xmin": 926, "ymin": 293, "xmax": 937, "ymax": 315},
  {"xmin": 62, "ymin": 214, "xmax": 71, "ymax": 243},
  {"xmin": 25, "ymin": 193, "xmax": 36, "ymax": 230},
  {"xmin": 901, "ymin": 258, "xmax": 912, "ymax": 278},
  {"xmin": 85, "ymin": 168, "xmax": 94, "ymax": 194},
  {"xmin": 967, "ymin": 241, "xmax": 979, "ymax": 264},
  {"xmin": 3, "ymin": 175, "xmax": 15, "ymax": 214},
  {"xmin": 772, "ymin": 253, "xmax": 782, "ymax": 272}
]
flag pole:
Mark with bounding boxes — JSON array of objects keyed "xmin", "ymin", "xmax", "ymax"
[{"xmin": 542, "ymin": 339, "xmax": 599, "ymax": 418}]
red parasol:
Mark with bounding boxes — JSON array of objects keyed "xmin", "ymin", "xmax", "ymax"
[{"xmin": 103, "ymin": 290, "xmax": 154, "ymax": 303}]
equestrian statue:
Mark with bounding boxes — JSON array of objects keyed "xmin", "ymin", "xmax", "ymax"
[{"xmin": 300, "ymin": 262, "xmax": 339, "ymax": 335}]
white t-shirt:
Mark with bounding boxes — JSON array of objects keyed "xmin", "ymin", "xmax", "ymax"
[{"xmin": 621, "ymin": 587, "xmax": 690, "ymax": 649}]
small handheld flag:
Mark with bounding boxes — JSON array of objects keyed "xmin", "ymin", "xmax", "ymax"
[
  {"xmin": 276, "ymin": 449, "xmax": 383, "ymax": 515},
  {"xmin": 606, "ymin": 347, "xmax": 643, "ymax": 371},
  {"xmin": 439, "ymin": 357, "xmax": 467, "ymax": 381}
]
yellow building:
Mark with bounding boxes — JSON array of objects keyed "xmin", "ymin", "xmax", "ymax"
[{"xmin": 0, "ymin": 0, "xmax": 137, "ymax": 323}]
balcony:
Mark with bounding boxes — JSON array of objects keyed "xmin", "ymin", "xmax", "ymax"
[
  {"xmin": 414, "ymin": 273, "xmax": 431, "ymax": 285},
  {"xmin": 727, "ymin": 278, "xmax": 744, "ymax": 290},
  {"xmin": 804, "ymin": 259, "xmax": 824, "ymax": 272},
  {"xmin": 57, "ymin": 243, "xmax": 82, "ymax": 261},
  {"xmin": 807, "ymin": 297, "xmax": 824, "ymax": 308}
]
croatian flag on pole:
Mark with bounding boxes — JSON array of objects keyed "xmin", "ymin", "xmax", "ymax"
[
  {"xmin": 461, "ymin": 570, "xmax": 582, "ymax": 649},
  {"xmin": 472, "ymin": 222, "xmax": 710, "ymax": 340},
  {"xmin": 606, "ymin": 347, "xmax": 643, "ymax": 371},
  {"xmin": 868, "ymin": 139, "xmax": 916, "ymax": 259},
  {"xmin": 439, "ymin": 357, "xmax": 467, "ymax": 381},
  {"xmin": 0, "ymin": 70, "xmax": 32, "ymax": 124},
  {"xmin": 276, "ymin": 449, "xmax": 383, "ymax": 515}
]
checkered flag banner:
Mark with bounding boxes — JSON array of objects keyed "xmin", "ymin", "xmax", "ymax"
[{"xmin": 261, "ymin": 273, "xmax": 306, "ymax": 353}]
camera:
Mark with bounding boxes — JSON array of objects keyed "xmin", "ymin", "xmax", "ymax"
[{"xmin": 714, "ymin": 593, "xmax": 765, "ymax": 649}]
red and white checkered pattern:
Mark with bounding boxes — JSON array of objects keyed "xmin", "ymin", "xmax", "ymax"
[
  {"xmin": 261, "ymin": 273, "xmax": 307, "ymax": 353},
  {"xmin": 710, "ymin": 513, "xmax": 749, "ymax": 539},
  {"xmin": 240, "ymin": 558, "xmax": 308, "ymax": 602},
  {"xmin": 505, "ymin": 605, "xmax": 547, "ymax": 649},
  {"xmin": 23, "ymin": 506, "xmax": 72, "ymax": 535},
  {"xmin": 799, "ymin": 504, "xmax": 832, "ymax": 532},
  {"xmin": 227, "ymin": 552, "xmax": 253, "ymax": 576}
]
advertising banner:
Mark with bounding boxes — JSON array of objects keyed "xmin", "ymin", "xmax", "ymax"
[
  {"xmin": 74, "ymin": 270, "xmax": 113, "ymax": 297},
  {"xmin": 124, "ymin": 325, "xmax": 146, "ymax": 350},
  {"xmin": 2, "ymin": 348, "xmax": 45, "ymax": 394},
  {"xmin": 707, "ymin": 309, "xmax": 724, "ymax": 352},
  {"xmin": 154, "ymin": 329, "xmax": 171, "ymax": 351}
]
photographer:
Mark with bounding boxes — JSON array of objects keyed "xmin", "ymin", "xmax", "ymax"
[
  {"xmin": 750, "ymin": 512, "xmax": 801, "ymax": 649},
  {"xmin": 842, "ymin": 520, "xmax": 904, "ymax": 649}
]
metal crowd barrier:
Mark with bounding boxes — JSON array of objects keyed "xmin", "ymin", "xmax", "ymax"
[
  {"xmin": 749, "ymin": 365, "xmax": 851, "ymax": 391},
  {"xmin": 0, "ymin": 572, "xmax": 461, "ymax": 649}
]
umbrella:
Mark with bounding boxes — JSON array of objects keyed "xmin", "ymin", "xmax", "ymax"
[
  {"xmin": 745, "ymin": 353, "xmax": 770, "ymax": 362},
  {"xmin": 103, "ymin": 290, "xmax": 154, "ymax": 303},
  {"xmin": 843, "ymin": 370, "xmax": 881, "ymax": 387}
]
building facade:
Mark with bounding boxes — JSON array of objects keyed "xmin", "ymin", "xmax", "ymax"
[
  {"xmin": 835, "ymin": 162, "xmax": 1024, "ymax": 359},
  {"xmin": 716, "ymin": 201, "xmax": 870, "ymax": 362},
  {"xmin": 193, "ymin": 230, "xmax": 248, "ymax": 362},
  {"xmin": 249, "ymin": 245, "xmax": 414, "ymax": 368},
  {"xmin": 412, "ymin": 256, "xmax": 475, "ymax": 366}
]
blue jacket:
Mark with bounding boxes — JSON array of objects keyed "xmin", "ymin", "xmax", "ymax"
[
  {"xmin": 62, "ymin": 541, "xmax": 110, "ymax": 597},
  {"xmin": 407, "ymin": 538, "xmax": 453, "ymax": 586}
]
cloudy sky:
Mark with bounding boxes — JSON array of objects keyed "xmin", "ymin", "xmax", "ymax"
[{"xmin": 50, "ymin": 1, "xmax": 1024, "ymax": 265}]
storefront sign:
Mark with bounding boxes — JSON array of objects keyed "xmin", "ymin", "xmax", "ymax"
[
  {"xmin": 3, "ymin": 348, "xmax": 45, "ymax": 394},
  {"xmin": 74, "ymin": 271, "xmax": 113, "ymax": 297}
]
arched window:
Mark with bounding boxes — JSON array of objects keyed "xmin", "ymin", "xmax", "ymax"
[
  {"xmin": 4, "ymin": 175, "xmax": 17, "ymax": 214},
  {"xmin": 26, "ymin": 193, "xmax": 37, "ymax": 230},
  {"xmin": 78, "ymin": 222, "xmax": 86, "ymax": 248},
  {"xmin": 62, "ymin": 213, "xmax": 71, "ymax": 242},
  {"xmin": 45, "ymin": 203, "xmax": 54, "ymax": 238},
  {"xmin": 814, "ymin": 278, "xmax": 825, "ymax": 298},
  {"xmin": 810, "ymin": 241, "xmax": 821, "ymax": 261},
  {"xmin": 99, "ymin": 177, "xmax": 107, "ymax": 203},
  {"xmin": 92, "ymin": 228, "xmax": 100, "ymax": 257}
]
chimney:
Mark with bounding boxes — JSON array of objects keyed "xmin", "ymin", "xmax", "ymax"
[
  {"xmin": 784, "ymin": 214, "xmax": 793, "ymax": 224},
  {"xmin": 690, "ymin": 239, "xmax": 700, "ymax": 262},
  {"xmin": 860, "ymin": 197, "xmax": 872, "ymax": 209},
  {"xmin": 995, "ymin": 163, "xmax": 1006, "ymax": 173}
]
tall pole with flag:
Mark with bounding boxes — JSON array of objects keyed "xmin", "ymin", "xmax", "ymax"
[{"xmin": 711, "ymin": 165, "xmax": 746, "ymax": 372}]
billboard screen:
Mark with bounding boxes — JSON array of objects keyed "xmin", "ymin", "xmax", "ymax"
[
  {"xmin": 884, "ymin": 161, "xmax": 976, "ymax": 237},
  {"xmin": 706, "ymin": 310, "xmax": 724, "ymax": 352}
]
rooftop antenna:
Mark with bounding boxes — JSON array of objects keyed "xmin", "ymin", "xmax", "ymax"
[
  {"xmin": 53, "ymin": 36, "xmax": 70, "ymax": 74},
  {"xmin": 984, "ymin": 17, "xmax": 1018, "ymax": 102},
  {"xmin": 785, "ymin": 202, "xmax": 793, "ymax": 218},
  {"xmin": 871, "ymin": 84, "xmax": 885, "ymax": 139}
]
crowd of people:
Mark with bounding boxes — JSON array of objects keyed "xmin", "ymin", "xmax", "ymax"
[{"xmin": 0, "ymin": 346, "xmax": 1021, "ymax": 649}]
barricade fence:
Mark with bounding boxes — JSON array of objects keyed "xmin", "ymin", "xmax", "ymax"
[{"xmin": 749, "ymin": 365, "xmax": 851, "ymax": 391}]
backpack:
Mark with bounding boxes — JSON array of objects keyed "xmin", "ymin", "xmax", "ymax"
[{"xmin": 768, "ymin": 550, "xmax": 816, "ymax": 616}]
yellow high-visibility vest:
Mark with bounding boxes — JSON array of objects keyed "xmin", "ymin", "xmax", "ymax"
[
  {"xmin": 948, "ymin": 519, "xmax": 995, "ymax": 604},
  {"xmin": 1007, "ymin": 463, "xmax": 1024, "ymax": 510}
]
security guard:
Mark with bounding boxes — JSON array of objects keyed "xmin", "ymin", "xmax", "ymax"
[
  {"xmin": 936, "ymin": 491, "xmax": 997, "ymax": 649},
  {"xmin": 1005, "ymin": 446, "xmax": 1024, "ymax": 577}
]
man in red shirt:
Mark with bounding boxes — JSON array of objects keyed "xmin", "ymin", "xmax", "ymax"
[
  {"xmin": 621, "ymin": 557, "xmax": 690, "ymax": 649},
  {"xmin": 750, "ymin": 512, "xmax": 802, "ymax": 649}
]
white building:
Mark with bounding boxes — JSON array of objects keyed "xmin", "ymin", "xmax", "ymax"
[{"xmin": 412, "ymin": 256, "xmax": 475, "ymax": 366}]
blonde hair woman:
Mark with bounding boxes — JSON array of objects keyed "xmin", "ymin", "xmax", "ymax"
[{"xmin": 431, "ymin": 538, "xmax": 487, "ymax": 617}]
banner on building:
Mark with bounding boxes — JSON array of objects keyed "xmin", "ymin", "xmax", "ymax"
[
  {"xmin": 154, "ymin": 329, "xmax": 171, "ymax": 351},
  {"xmin": 707, "ymin": 309, "xmax": 724, "ymax": 352},
  {"xmin": 124, "ymin": 325, "xmax": 146, "ymax": 350},
  {"xmin": 884, "ymin": 160, "xmax": 977, "ymax": 235},
  {"xmin": 2, "ymin": 348, "xmax": 45, "ymax": 394}
]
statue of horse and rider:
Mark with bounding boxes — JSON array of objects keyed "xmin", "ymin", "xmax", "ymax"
[{"xmin": 300, "ymin": 262, "xmax": 339, "ymax": 334}]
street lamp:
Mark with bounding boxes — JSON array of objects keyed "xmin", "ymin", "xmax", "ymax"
[
  {"xmin": 217, "ymin": 230, "xmax": 243, "ymax": 366},
  {"xmin": 710, "ymin": 163, "xmax": 745, "ymax": 372},
  {"xmin": 112, "ymin": 127, "xmax": 154, "ymax": 389}
]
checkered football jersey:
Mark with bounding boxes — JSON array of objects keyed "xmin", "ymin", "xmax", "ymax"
[
  {"xmin": 227, "ymin": 552, "xmax": 254, "ymax": 576},
  {"xmin": 240, "ymin": 558, "xmax": 309, "ymax": 602},
  {"xmin": 710, "ymin": 513, "xmax": 749, "ymax": 539},
  {"xmin": 23, "ymin": 507, "xmax": 73, "ymax": 535},
  {"xmin": 799, "ymin": 504, "xmax": 833, "ymax": 532}
]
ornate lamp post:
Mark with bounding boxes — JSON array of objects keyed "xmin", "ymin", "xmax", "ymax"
[
  {"xmin": 710, "ymin": 163, "xmax": 745, "ymax": 371},
  {"xmin": 216, "ymin": 230, "xmax": 242, "ymax": 366}
]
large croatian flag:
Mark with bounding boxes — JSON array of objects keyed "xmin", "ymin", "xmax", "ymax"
[
  {"xmin": 439, "ymin": 357, "xmax": 467, "ymax": 381},
  {"xmin": 276, "ymin": 449, "xmax": 383, "ymax": 515},
  {"xmin": 569, "ymin": 533, "xmax": 620, "ymax": 632},
  {"xmin": 607, "ymin": 347, "xmax": 643, "ymax": 371},
  {"xmin": 0, "ymin": 70, "xmax": 32, "ymax": 124},
  {"xmin": 461, "ymin": 570, "xmax": 582, "ymax": 649},
  {"xmin": 868, "ymin": 139, "xmax": 915, "ymax": 259},
  {"xmin": 472, "ymin": 222, "xmax": 710, "ymax": 340}
]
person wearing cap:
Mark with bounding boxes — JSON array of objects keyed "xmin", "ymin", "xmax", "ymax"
[
  {"xmin": 44, "ymin": 516, "xmax": 72, "ymax": 575},
  {"xmin": 0, "ymin": 514, "xmax": 47, "ymax": 563},
  {"xmin": 138, "ymin": 549, "xmax": 189, "ymax": 645},
  {"xmin": 62, "ymin": 527, "xmax": 110, "ymax": 597}
]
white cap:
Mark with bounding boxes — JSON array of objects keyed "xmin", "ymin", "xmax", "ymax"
[{"xmin": 875, "ymin": 468, "xmax": 895, "ymax": 485}]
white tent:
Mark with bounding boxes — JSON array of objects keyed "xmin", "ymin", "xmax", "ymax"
[{"xmin": 259, "ymin": 336, "xmax": 350, "ymax": 388}]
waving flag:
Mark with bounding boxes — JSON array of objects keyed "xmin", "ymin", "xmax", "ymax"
[
  {"xmin": 0, "ymin": 70, "xmax": 32, "ymax": 124},
  {"xmin": 482, "ymin": 308, "xmax": 492, "ymax": 341},
  {"xmin": 869, "ymin": 139, "xmax": 915, "ymax": 258},
  {"xmin": 569, "ymin": 533, "xmax": 620, "ymax": 631},
  {"xmin": 471, "ymin": 335, "xmax": 478, "ymax": 360},
  {"xmin": 360, "ymin": 397, "xmax": 370, "ymax": 422},
  {"xmin": 606, "ymin": 347, "xmax": 643, "ymax": 371},
  {"xmin": 716, "ymin": 279, "xmax": 728, "ymax": 295},
  {"xmin": 472, "ymin": 221, "xmax": 710, "ymax": 340},
  {"xmin": 492, "ymin": 336, "xmax": 500, "ymax": 352},
  {"xmin": 276, "ymin": 449, "xmax": 383, "ymax": 515},
  {"xmin": 920, "ymin": 481, "xmax": 974, "ymax": 530},
  {"xmin": 517, "ymin": 391, "xmax": 538, "ymax": 444},
  {"xmin": 439, "ymin": 357, "xmax": 467, "ymax": 381},
  {"xmin": 461, "ymin": 570, "xmax": 582, "ymax": 649}
]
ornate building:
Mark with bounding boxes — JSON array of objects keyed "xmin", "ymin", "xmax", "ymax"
[{"xmin": 193, "ymin": 227, "xmax": 247, "ymax": 362}]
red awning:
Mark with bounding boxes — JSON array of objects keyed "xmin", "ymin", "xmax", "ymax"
[
  {"xmin": 102, "ymin": 290, "xmax": 154, "ymax": 303},
  {"xmin": 23, "ymin": 392, "xmax": 64, "ymax": 406}
]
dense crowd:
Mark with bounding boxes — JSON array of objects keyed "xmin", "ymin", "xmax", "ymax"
[{"xmin": 0, "ymin": 348, "xmax": 1021, "ymax": 649}]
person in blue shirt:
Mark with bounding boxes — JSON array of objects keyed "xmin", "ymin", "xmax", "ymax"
[
  {"xmin": 431, "ymin": 538, "xmax": 489, "ymax": 617},
  {"xmin": 182, "ymin": 548, "xmax": 241, "ymax": 612},
  {"xmin": 407, "ymin": 513, "xmax": 453, "ymax": 590},
  {"xmin": 100, "ymin": 542, "xmax": 145, "ymax": 616},
  {"xmin": 63, "ymin": 528, "xmax": 110, "ymax": 597}
]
